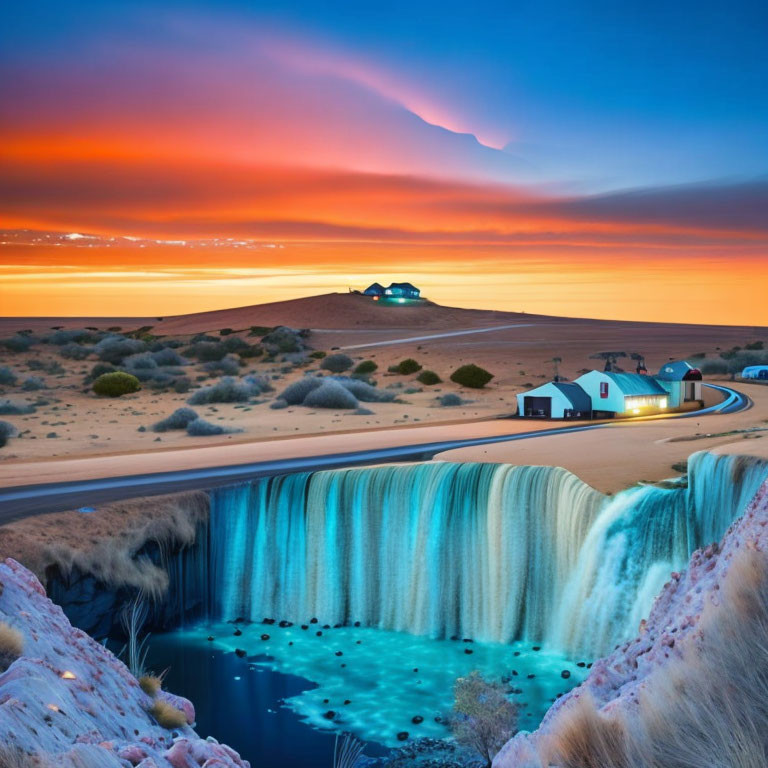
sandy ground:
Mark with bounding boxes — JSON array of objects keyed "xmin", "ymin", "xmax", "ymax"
[
  {"xmin": 437, "ymin": 382, "xmax": 768, "ymax": 493},
  {"xmin": 1, "ymin": 293, "xmax": 766, "ymax": 472}
]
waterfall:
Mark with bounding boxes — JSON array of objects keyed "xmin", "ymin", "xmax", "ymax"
[{"xmin": 198, "ymin": 451, "xmax": 768, "ymax": 658}]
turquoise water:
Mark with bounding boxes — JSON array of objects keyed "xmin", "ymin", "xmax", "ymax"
[{"xmin": 148, "ymin": 622, "xmax": 588, "ymax": 752}]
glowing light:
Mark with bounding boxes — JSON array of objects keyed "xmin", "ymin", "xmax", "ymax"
[
  {"xmin": 633, "ymin": 408, "xmax": 641, "ymax": 415},
  {"xmin": 61, "ymin": 670, "xmax": 76, "ymax": 679},
  {"xmin": 47, "ymin": 704, "xmax": 60, "ymax": 712}
]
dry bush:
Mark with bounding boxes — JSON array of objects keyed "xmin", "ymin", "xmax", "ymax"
[
  {"xmin": 0, "ymin": 621, "xmax": 23, "ymax": 671},
  {"xmin": 0, "ymin": 746, "xmax": 48, "ymax": 768},
  {"xmin": 543, "ymin": 546, "xmax": 768, "ymax": 768},
  {"xmin": 149, "ymin": 699, "xmax": 188, "ymax": 729}
]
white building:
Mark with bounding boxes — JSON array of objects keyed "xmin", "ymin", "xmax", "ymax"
[
  {"xmin": 742, "ymin": 365, "xmax": 768, "ymax": 380},
  {"xmin": 656, "ymin": 360, "xmax": 703, "ymax": 406},
  {"xmin": 573, "ymin": 371, "xmax": 669, "ymax": 417},
  {"xmin": 516, "ymin": 381, "xmax": 593, "ymax": 419}
]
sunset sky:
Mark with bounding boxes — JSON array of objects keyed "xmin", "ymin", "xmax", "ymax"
[{"xmin": 1, "ymin": 0, "xmax": 766, "ymax": 324}]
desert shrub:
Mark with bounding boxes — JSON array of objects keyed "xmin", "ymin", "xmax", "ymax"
[
  {"xmin": 0, "ymin": 400, "xmax": 35, "ymax": 415},
  {"xmin": 309, "ymin": 350, "xmax": 327, "ymax": 359},
  {"xmin": 21, "ymin": 377, "xmax": 45, "ymax": 391},
  {"xmin": 151, "ymin": 347, "xmax": 188, "ymax": 367},
  {"xmin": 321, "ymin": 353, "xmax": 354, "ymax": 373},
  {"xmin": 151, "ymin": 407, "xmax": 199, "ymax": 432},
  {"xmin": 59, "ymin": 342, "xmax": 94, "ymax": 360},
  {"xmin": 279, "ymin": 376, "xmax": 324, "ymax": 405},
  {"xmin": 395, "ymin": 358, "xmax": 422, "ymax": 375},
  {"xmin": 248, "ymin": 325, "xmax": 273, "ymax": 337},
  {"xmin": 186, "ymin": 418, "xmax": 240, "ymax": 436},
  {"xmin": 354, "ymin": 360, "xmax": 378, "ymax": 375},
  {"xmin": 94, "ymin": 336, "xmax": 147, "ymax": 363},
  {"xmin": 190, "ymin": 333, "xmax": 219, "ymax": 344},
  {"xmin": 27, "ymin": 359, "xmax": 64, "ymax": 376},
  {"xmin": 149, "ymin": 699, "xmax": 188, "ymax": 729},
  {"xmin": 354, "ymin": 407, "xmax": 374, "ymax": 415},
  {"xmin": 262, "ymin": 326, "xmax": 303, "ymax": 354},
  {"xmin": 0, "ymin": 421, "xmax": 17, "ymax": 448},
  {"xmin": 221, "ymin": 336, "xmax": 250, "ymax": 354},
  {"xmin": 139, "ymin": 674, "xmax": 163, "ymax": 696},
  {"xmin": 2, "ymin": 335, "xmax": 36, "ymax": 353},
  {"xmin": 87, "ymin": 362, "xmax": 116, "ymax": 381},
  {"xmin": 450, "ymin": 364, "xmax": 494, "ymax": 388},
  {"xmin": 46, "ymin": 328, "xmax": 96, "ymax": 345},
  {"xmin": 0, "ymin": 622, "xmax": 23, "ymax": 671},
  {"xmin": 237, "ymin": 344, "xmax": 264, "ymax": 359},
  {"xmin": 270, "ymin": 398, "xmax": 289, "ymax": 410},
  {"xmin": 417, "ymin": 370, "xmax": 441, "ymax": 385},
  {"xmin": 698, "ymin": 358, "xmax": 729, "ymax": 375},
  {"xmin": 122, "ymin": 353, "xmax": 158, "ymax": 370},
  {"xmin": 439, "ymin": 393, "xmax": 464, "ymax": 407},
  {"xmin": 173, "ymin": 376, "xmax": 192, "ymax": 394},
  {"xmin": 184, "ymin": 341, "xmax": 226, "ymax": 362},
  {"xmin": 187, "ymin": 375, "xmax": 270, "ymax": 405},
  {"xmin": 333, "ymin": 377, "xmax": 395, "ymax": 403},
  {"xmin": 92, "ymin": 372, "xmax": 141, "ymax": 397},
  {"xmin": 303, "ymin": 380, "xmax": 359, "ymax": 409},
  {"xmin": 451, "ymin": 671, "xmax": 517, "ymax": 767},
  {"xmin": 203, "ymin": 355, "xmax": 241, "ymax": 376},
  {"xmin": 219, "ymin": 328, "xmax": 235, "ymax": 336},
  {"xmin": 745, "ymin": 340, "xmax": 765, "ymax": 350},
  {"xmin": 0, "ymin": 366, "xmax": 17, "ymax": 386}
]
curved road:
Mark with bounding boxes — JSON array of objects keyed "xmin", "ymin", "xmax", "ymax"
[{"xmin": 0, "ymin": 383, "xmax": 751, "ymax": 522}]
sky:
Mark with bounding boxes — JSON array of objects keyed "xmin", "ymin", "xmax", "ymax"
[{"xmin": 1, "ymin": 0, "xmax": 766, "ymax": 324}]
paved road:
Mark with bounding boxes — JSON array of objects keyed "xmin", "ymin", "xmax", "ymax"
[
  {"xmin": 0, "ymin": 383, "xmax": 750, "ymax": 522},
  {"xmin": 338, "ymin": 323, "xmax": 536, "ymax": 350}
]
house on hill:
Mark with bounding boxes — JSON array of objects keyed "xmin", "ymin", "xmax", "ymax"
[
  {"xmin": 575, "ymin": 370, "xmax": 669, "ymax": 417},
  {"xmin": 516, "ymin": 381, "xmax": 593, "ymax": 419},
  {"xmin": 384, "ymin": 282, "xmax": 420, "ymax": 299},
  {"xmin": 363, "ymin": 282, "xmax": 385, "ymax": 297}
]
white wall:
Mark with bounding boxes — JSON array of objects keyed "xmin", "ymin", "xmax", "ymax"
[
  {"xmin": 516, "ymin": 382, "xmax": 574, "ymax": 418},
  {"xmin": 574, "ymin": 371, "xmax": 626, "ymax": 413}
]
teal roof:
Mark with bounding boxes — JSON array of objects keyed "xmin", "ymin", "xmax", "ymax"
[{"xmin": 604, "ymin": 372, "xmax": 668, "ymax": 396}]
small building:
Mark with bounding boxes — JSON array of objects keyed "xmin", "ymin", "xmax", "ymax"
[
  {"xmin": 363, "ymin": 282, "xmax": 385, "ymax": 297},
  {"xmin": 516, "ymin": 381, "xmax": 592, "ymax": 419},
  {"xmin": 742, "ymin": 365, "xmax": 768, "ymax": 380},
  {"xmin": 656, "ymin": 360, "xmax": 703, "ymax": 406},
  {"xmin": 384, "ymin": 282, "xmax": 420, "ymax": 300},
  {"xmin": 574, "ymin": 370, "xmax": 669, "ymax": 417}
]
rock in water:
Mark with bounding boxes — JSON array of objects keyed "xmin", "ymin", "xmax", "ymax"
[{"xmin": 0, "ymin": 558, "xmax": 250, "ymax": 768}]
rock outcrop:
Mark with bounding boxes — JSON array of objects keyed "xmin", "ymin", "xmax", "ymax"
[
  {"xmin": 0, "ymin": 557, "xmax": 249, "ymax": 768},
  {"xmin": 495, "ymin": 476, "xmax": 768, "ymax": 767}
]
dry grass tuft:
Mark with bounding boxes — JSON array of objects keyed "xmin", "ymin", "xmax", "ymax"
[
  {"xmin": 138, "ymin": 674, "xmax": 163, "ymax": 697},
  {"xmin": 543, "ymin": 546, "xmax": 768, "ymax": 768},
  {"xmin": 0, "ymin": 745, "xmax": 48, "ymax": 768},
  {"xmin": 0, "ymin": 621, "xmax": 23, "ymax": 672},
  {"xmin": 149, "ymin": 698, "xmax": 188, "ymax": 729}
]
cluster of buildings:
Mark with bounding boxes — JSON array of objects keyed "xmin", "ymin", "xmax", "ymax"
[
  {"xmin": 517, "ymin": 360, "xmax": 703, "ymax": 419},
  {"xmin": 742, "ymin": 365, "xmax": 768, "ymax": 380},
  {"xmin": 361, "ymin": 282, "xmax": 421, "ymax": 301}
]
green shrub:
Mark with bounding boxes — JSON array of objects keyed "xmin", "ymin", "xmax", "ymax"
[
  {"xmin": 248, "ymin": 325, "xmax": 273, "ymax": 337},
  {"xmin": 92, "ymin": 372, "xmax": 141, "ymax": 397},
  {"xmin": 219, "ymin": 328, "xmax": 236, "ymax": 336},
  {"xmin": 396, "ymin": 358, "xmax": 422, "ymax": 375},
  {"xmin": 309, "ymin": 350, "xmax": 327, "ymax": 359},
  {"xmin": 450, "ymin": 364, "xmax": 494, "ymax": 388},
  {"xmin": 321, "ymin": 353, "xmax": 354, "ymax": 373},
  {"xmin": 417, "ymin": 370, "xmax": 441, "ymax": 385},
  {"xmin": 354, "ymin": 360, "xmax": 378, "ymax": 375}
]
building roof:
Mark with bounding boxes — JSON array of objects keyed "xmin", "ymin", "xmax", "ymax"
[
  {"xmin": 743, "ymin": 365, "xmax": 768, "ymax": 374},
  {"xmin": 603, "ymin": 372, "xmax": 668, "ymax": 396},
  {"xmin": 363, "ymin": 282, "xmax": 384, "ymax": 293},
  {"xmin": 657, "ymin": 360, "xmax": 701, "ymax": 381},
  {"xmin": 387, "ymin": 282, "xmax": 419, "ymax": 292},
  {"xmin": 551, "ymin": 382, "xmax": 592, "ymax": 411}
]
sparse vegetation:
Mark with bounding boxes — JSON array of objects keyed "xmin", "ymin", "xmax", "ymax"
[
  {"xmin": 0, "ymin": 366, "xmax": 18, "ymax": 386},
  {"xmin": 279, "ymin": 376, "xmax": 324, "ymax": 405},
  {"xmin": 354, "ymin": 360, "xmax": 378, "ymax": 375},
  {"xmin": 417, "ymin": 370, "xmax": 441, "ymax": 385},
  {"xmin": 151, "ymin": 407, "xmax": 199, "ymax": 432},
  {"xmin": 139, "ymin": 674, "xmax": 163, "ymax": 696},
  {"xmin": 321, "ymin": 353, "xmax": 354, "ymax": 373},
  {"xmin": 186, "ymin": 418, "xmax": 241, "ymax": 436},
  {"xmin": 187, "ymin": 375, "xmax": 271, "ymax": 405},
  {"xmin": 303, "ymin": 380, "xmax": 359, "ymax": 409},
  {"xmin": 94, "ymin": 336, "xmax": 147, "ymax": 363},
  {"xmin": 309, "ymin": 350, "xmax": 327, "ymax": 359},
  {"xmin": 0, "ymin": 421, "xmax": 16, "ymax": 448},
  {"xmin": 450, "ymin": 364, "xmax": 494, "ymax": 389},
  {"xmin": 21, "ymin": 377, "xmax": 45, "ymax": 391},
  {"xmin": 59, "ymin": 342, "xmax": 93, "ymax": 360},
  {"xmin": 394, "ymin": 358, "xmax": 422, "ymax": 375},
  {"xmin": 439, "ymin": 393, "xmax": 465, "ymax": 407},
  {"xmin": 451, "ymin": 670, "xmax": 517, "ymax": 768},
  {"xmin": 149, "ymin": 699, "xmax": 188, "ymax": 729},
  {"xmin": 0, "ymin": 400, "xmax": 35, "ymax": 415},
  {"xmin": 0, "ymin": 622, "xmax": 24, "ymax": 672},
  {"xmin": 92, "ymin": 372, "xmax": 141, "ymax": 397}
]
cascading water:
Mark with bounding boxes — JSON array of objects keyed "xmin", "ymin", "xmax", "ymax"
[{"xmin": 196, "ymin": 451, "xmax": 768, "ymax": 659}]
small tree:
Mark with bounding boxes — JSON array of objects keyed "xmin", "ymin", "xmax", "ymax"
[
  {"xmin": 450, "ymin": 364, "xmax": 494, "ymax": 388},
  {"xmin": 396, "ymin": 358, "xmax": 422, "ymax": 375},
  {"xmin": 92, "ymin": 371, "xmax": 141, "ymax": 397},
  {"xmin": 451, "ymin": 671, "xmax": 517, "ymax": 768},
  {"xmin": 321, "ymin": 353, "xmax": 354, "ymax": 373}
]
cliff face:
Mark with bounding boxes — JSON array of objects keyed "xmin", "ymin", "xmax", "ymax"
[
  {"xmin": 494, "ymin": 476, "xmax": 768, "ymax": 767},
  {"xmin": 0, "ymin": 558, "xmax": 249, "ymax": 768}
]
